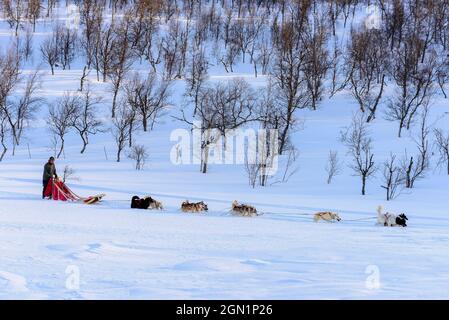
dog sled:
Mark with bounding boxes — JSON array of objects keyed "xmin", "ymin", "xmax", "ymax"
[{"xmin": 43, "ymin": 177, "xmax": 105, "ymax": 204}]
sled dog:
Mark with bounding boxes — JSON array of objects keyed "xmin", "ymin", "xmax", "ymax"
[
  {"xmin": 395, "ymin": 213, "xmax": 408, "ymax": 227},
  {"xmin": 376, "ymin": 206, "xmax": 408, "ymax": 227},
  {"xmin": 131, "ymin": 196, "xmax": 163, "ymax": 210},
  {"xmin": 313, "ymin": 211, "xmax": 341, "ymax": 222},
  {"xmin": 144, "ymin": 196, "xmax": 164, "ymax": 210},
  {"xmin": 131, "ymin": 196, "xmax": 147, "ymax": 209},
  {"xmin": 181, "ymin": 200, "xmax": 208, "ymax": 213},
  {"xmin": 84, "ymin": 193, "xmax": 106, "ymax": 205},
  {"xmin": 231, "ymin": 200, "xmax": 257, "ymax": 217}
]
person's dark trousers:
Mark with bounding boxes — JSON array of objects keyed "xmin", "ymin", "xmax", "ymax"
[{"xmin": 42, "ymin": 180, "xmax": 49, "ymax": 199}]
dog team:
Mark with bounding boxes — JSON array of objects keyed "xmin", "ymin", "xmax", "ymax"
[
  {"xmin": 129, "ymin": 195, "xmax": 409, "ymax": 226},
  {"xmin": 131, "ymin": 196, "xmax": 258, "ymax": 217}
]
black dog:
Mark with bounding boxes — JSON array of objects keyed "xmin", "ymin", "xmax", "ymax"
[
  {"xmin": 131, "ymin": 196, "xmax": 152, "ymax": 209},
  {"xmin": 395, "ymin": 213, "xmax": 408, "ymax": 227}
]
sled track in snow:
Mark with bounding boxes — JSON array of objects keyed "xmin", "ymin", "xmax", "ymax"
[{"xmin": 2, "ymin": 178, "xmax": 448, "ymax": 226}]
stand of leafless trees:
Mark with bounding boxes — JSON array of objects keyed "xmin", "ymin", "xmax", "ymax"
[
  {"xmin": 1, "ymin": 0, "xmax": 449, "ymax": 196},
  {"xmin": 0, "ymin": 48, "xmax": 42, "ymax": 158},
  {"xmin": 386, "ymin": 36, "xmax": 438, "ymax": 138},
  {"xmin": 176, "ymin": 78, "xmax": 257, "ymax": 173},
  {"xmin": 346, "ymin": 29, "xmax": 388, "ymax": 122}
]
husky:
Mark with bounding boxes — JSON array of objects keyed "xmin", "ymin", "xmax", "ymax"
[
  {"xmin": 144, "ymin": 196, "xmax": 163, "ymax": 210},
  {"xmin": 131, "ymin": 196, "xmax": 147, "ymax": 209},
  {"xmin": 231, "ymin": 200, "xmax": 258, "ymax": 217},
  {"xmin": 83, "ymin": 193, "xmax": 106, "ymax": 205},
  {"xmin": 313, "ymin": 211, "xmax": 341, "ymax": 222},
  {"xmin": 377, "ymin": 205, "xmax": 394, "ymax": 226},
  {"xmin": 181, "ymin": 200, "xmax": 208, "ymax": 213},
  {"xmin": 377, "ymin": 206, "xmax": 408, "ymax": 227},
  {"xmin": 395, "ymin": 213, "xmax": 408, "ymax": 227},
  {"xmin": 131, "ymin": 196, "xmax": 163, "ymax": 210}
]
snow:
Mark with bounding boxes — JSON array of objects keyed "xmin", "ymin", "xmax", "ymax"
[
  {"xmin": 2, "ymin": 192, "xmax": 449, "ymax": 299},
  {"xmin": 1, "ymin": 5, "xmax": 449, "ymax": 300}
]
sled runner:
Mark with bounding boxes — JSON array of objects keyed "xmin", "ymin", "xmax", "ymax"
[{"xmin": 43, "ymin": 177, "xmax": 105, "ymax": 204}]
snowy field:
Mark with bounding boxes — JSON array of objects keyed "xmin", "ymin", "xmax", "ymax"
[{"xmin": 1, "ymin": 4, "xmax": 449, "ymax": 299}]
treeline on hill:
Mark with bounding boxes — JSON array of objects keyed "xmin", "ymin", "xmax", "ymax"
[{"xmin": 0, "ymin": 0, "xmax": 448, "ymax": 200}]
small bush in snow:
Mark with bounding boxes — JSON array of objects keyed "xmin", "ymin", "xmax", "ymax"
[{"xmin": 128, "ymin": 145, "xmax": 149, "ymax": 170}]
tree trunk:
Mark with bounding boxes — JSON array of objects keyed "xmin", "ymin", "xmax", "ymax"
[
  {"xmin": 398, "ymin": 120, "xmax": 404, "ymax": 138},
  {"xmin": 361, "ymin": 175, "xmax": 366, "ymax": 195},
  {"xmin": 279, "ymin": 111, "xmax": 292, "ymax": 155},
  {"xmin": 80, "ymin": 135, "xmax": 88, "ymax": 154},
  {"xmin": 367, "ymin": 74, "xmax": 385, "ymax": 122},
  {"xmin": 79, "ymin": 66, "xmax": 87, "ymax": 92},
  {"xmin": 111, "ymin": 89, "xmax": 118, "ymax": 118},
  {"xmin": 128, "ymin": 121, "xmax": 134, "ymax": 147},
  {"xmin": 202, "ymin": 155, "xmax": 208, "ymax": 173},
  {"xmin": 57, "ymin": 138, "xmax": 64, "ymax": 158},
  {"xmin": 201, "ymin": 130, "xmax": 210, "ymax": 173},
  {"xmin": 142, "ymin": 116, "xmax": 148, "ymax": 132},
  {"xmin": 0, "ymin": 144, "xmax": 6, "ymax": 161}
]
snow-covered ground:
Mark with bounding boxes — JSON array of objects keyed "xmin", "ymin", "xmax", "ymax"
[
  {"xmin": 1, "ymin": 6, "xmax": 449, "ymax": 299},
  {"xmin": 3, "ymin": 196, "xmax": 449, "ymax": 300}
]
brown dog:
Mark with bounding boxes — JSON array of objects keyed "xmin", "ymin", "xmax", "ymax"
[
  {"xmin": 181, "ymin": 200, "xmax": 208, "ymax": 213},
  {"xmin": 231, "ymin": 200, "xmax": 258, "ymax": 217},
  {"xmin": 143, "ymin": 196, "xmax": 163, "ymax": 210},
  {"xmin": 313, "ymin": 211, "xmax": 341, "ymax": 222}
]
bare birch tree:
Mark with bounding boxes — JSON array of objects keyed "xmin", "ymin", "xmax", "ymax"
[
  {"xmin": 434, "ymin": 128, "xmax": 449, "ymax": 175},
  {"xmin": 341, "ymin": 113, "xmax": 377, "ymax": 195},
  {"xmin": 271, "ymin": 21, "xmax": 310, "ymax": 154},
  {"xmin": 128, "ymin": 144, "xmax": 149, "ymax": 170},
  {"xmin": 72, "ymin": 87, "xmax": 103, "ymax": 154},
  {"xmin": 381, "ymin": 153, "xmax": 405, "ymax": 201},
  {"xmin": 124, "ymin": 71, "xmax": 171, "ymax": 132},
  {"xmin": 346, "ymin": 29, "xmax": 388, "ymax": 122},
  {"xmin": 325, "ymin": 150, "xmax": 342, "ymax": 184},
  {"xmin": 111, "ymin": 99, "xmax": 134, "ymax": 162},
  {"xmin": 386, "ymin": 35, "xmax": 438, "ymax": 137},
  {"xmin": 40, "ymin": 36, "xmax": 58, "ymax": 75},
  {"xmin": 47, "ymin": 92, "xmax": 79, "ymax": 158}
]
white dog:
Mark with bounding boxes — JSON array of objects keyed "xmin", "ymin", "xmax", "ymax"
[{"xmin": 376, "ymin": 206, "xmax": 398, "ymax": 227}]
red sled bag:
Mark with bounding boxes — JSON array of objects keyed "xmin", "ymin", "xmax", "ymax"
[{"xmin": 43, "ymin": 177, "xmax": 105, "ymax": 204}]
